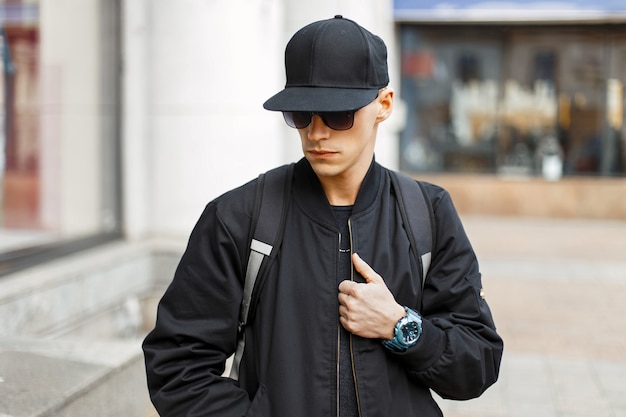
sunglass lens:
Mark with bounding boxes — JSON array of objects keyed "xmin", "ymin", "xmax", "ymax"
[
  {"xmin": 322, "ymin": 111, "xmax": 355, "ymax": 130},
  {"xmin": 283, "ymin": 111, "xmax": 312, "ymax": 129}
]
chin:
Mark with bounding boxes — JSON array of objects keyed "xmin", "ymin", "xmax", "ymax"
[{"xmin": 308, "ymin": 160, "xmax": 342, "ymax": 178}]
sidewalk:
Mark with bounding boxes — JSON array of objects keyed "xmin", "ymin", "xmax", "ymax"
[{"xmin": 436, "ymin": 216, "xmax": 626, "ymax": 417}]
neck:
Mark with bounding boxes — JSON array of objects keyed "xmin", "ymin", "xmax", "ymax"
[
  {"xmin": 320, "ymin": 178, "xmax": 361, "ymax": 206},
  {"xmin": 318, "ymin": 159, "xmax": 373, "ymax": 206}
]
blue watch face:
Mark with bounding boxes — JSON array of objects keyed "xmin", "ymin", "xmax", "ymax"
[{"xmin": 401, "ymin": 321, "xmax": 421, "ymax": 344}]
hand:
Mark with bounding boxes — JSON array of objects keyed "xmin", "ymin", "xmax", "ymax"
[{"xmin": 338, "ymin": 253, "xmax": 406, "ymax": 339}]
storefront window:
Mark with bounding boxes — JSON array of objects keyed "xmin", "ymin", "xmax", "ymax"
[
  {"xmin": 399, "ymin": 24, "xmax": 626, "ymax": 177},
  {"xmin": 0, "ymin": 0, "xmax": 121, "ymax": 273}
]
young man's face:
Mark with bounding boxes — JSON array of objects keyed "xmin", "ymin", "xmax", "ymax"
[{"xmin": 297, "ymin": 89, "xmax": 393, "ymax": 183}]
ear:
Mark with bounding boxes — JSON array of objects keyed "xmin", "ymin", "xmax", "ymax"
[{"xmin": 376, "ymin": 87, "xmax": 394, "ymax": 122}]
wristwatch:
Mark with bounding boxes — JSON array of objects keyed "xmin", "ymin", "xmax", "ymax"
[{"xmin": 383, "ymin": 307, "xmax": 422, "ymax": 352}]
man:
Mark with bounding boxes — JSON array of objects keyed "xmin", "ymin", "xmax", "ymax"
[{"xmin": 143, "ymin": 15, "xmax": 503, "ymax": 417}]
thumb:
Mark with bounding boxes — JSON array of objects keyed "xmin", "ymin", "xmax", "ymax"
[{"xmin": 352, "ymin": 253, "xmax": 383, "ymax": 284}]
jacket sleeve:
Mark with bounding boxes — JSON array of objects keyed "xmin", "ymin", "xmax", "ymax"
[
  {"xmin": 395, "ymin": 185, "xmax": 504, "ymax": 400},
  {"xmin": 142, "ymin": 200, "xmax": 250, "ymax": 417}
]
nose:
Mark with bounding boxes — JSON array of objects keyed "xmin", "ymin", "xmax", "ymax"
[{"xmin": 307, "ymin": 114, "xmax": 331, "ymax": 141}]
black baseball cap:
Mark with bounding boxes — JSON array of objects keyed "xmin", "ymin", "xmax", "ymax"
[{"xmin": 263, "ymin": 15, "xmax": 389, "ymax": 112}]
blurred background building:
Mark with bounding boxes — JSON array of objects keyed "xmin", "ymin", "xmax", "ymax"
[{"xmin": 0, "ymin": 1, "xmax": 624, "ymax": 416}]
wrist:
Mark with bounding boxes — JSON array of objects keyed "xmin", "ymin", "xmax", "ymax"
[{"xmin": 386, "ymin": 304, "xmax": 407, "ymax": 339}]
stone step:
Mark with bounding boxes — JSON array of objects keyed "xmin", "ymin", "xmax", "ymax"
[{"xmin": 0, "ymin": 337, "xmax": 156, "ymax": 417}]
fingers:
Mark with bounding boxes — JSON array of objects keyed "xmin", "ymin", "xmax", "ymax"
[
  {"xmin": 339, "ymin": 253, "xmax": 383, "ymax": 295},
  {"xmin": 337, "ymin": 288, "xmax": 351, "ymax": 305},
  {"xmin": 338, "ymin": 279, "xmax": 356, "ymax": 294},
  {"xmin": 338, "ymin": 293, "xmax": 363, "ymax": 334},
  {"xmin": 352, "ymin": 253, "xmax": 383, "ymax": 284},
  {"xmin": 338, "ymin": 305, "xmax": 355, "ymax": 333}
]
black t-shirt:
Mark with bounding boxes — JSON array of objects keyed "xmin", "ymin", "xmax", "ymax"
[{"xmin": 332, "ymin": 205, "xmax": 358, "ymax": 417}]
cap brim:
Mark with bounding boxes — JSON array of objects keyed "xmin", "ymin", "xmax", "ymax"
[{"xmin": 263, "ymin": 87, "xmax": 380, "ymax": 112}]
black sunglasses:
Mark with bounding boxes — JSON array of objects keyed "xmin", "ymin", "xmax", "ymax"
[{"xmin": 282, "ymin": 109, "xmax": 358, "ymax": 131}]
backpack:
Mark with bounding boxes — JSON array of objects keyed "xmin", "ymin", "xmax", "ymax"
[{"xmin": 229, "ymin": 163, "xmax": 435, "ymax": 379}]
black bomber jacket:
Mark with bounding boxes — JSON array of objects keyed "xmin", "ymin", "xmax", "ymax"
[{"xmin": 143, "ymin": 158, "xmax": 504, "ymax": 417}]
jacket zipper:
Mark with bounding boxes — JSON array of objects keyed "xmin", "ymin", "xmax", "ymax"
[
  {"xmin": 337, "ymin": 233, "xmax": 341, "ymax": 417},
  {"xmin": 336, "ymin": 325, "xmax": 341, "ymax": 417},
  {"xmin": 347, "ymin": 219, "xmax": 363, "ymax": 417}
]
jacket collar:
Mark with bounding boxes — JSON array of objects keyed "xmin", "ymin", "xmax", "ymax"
[{"xmin": 292, "ymin": 157, "xmax": 383, "ymax": 227}]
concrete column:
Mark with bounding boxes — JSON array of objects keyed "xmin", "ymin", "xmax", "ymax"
[
  {"xmin": 122, "ymin": 0, "xmax": 151, "ymax": 240},
  {"xmin": 39, "ymin": 0, "xmax": 103, "ymax": 235},
  {"xmin": 147, "ymin": 0, "xmax": 285, "ymax": 236}
]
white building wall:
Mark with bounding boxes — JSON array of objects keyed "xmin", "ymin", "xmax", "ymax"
[{"xmin": 123, "ymin": 0, "xmax": 398, "ymax": 240}]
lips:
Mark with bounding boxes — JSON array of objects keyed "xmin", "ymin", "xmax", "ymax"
[
  {"xmin": 307, "ymin": 149, "xmax": 338, "ymax": 160},
  {"xmin": 308, "ymin": 149, "xmax": 337, "ymax": 155}
]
